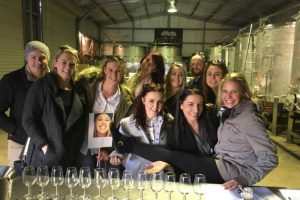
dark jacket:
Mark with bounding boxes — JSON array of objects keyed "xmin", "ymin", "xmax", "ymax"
[
  {"xmin": 168, "ymin": 113, "xmax": 218, "ymax": 157},
  {"xmin": 0, "ymin": 66, "xmax": 33, "ymax": 144},
  {"xmin": 186, "ymin": 75, "xmax": 203, "ymax": 90},
  {"xmin": 22, "ymin": 72, "xmax": 86, "ymax": 168}
]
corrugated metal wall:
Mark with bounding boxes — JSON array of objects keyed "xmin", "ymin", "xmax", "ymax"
[
  {"xmin": 43, "ymin": 0, "xmax": 77, "ymax": 64},
  {"xmin": 0, "ymin": 0, "xmax": 24, "ymax": 78}
]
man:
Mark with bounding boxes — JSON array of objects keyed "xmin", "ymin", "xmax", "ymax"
[
  {"xmin": 186, "ymin": 54, "xmax": 206, "ymax": 89},
  {"xmin": 0, "ymin": 41, "xmax": 50, "ymax": 166}
]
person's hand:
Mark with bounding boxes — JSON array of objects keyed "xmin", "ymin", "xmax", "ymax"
[
  {"xmin": 96, "ymin": 150, "xmax": 109, "ymax": 161},
  {"xmin": 41, "ymin": 144, "xmax": 48, "ymax": 155},
  {"xmin": 144, "ymin": 161, "xmax": 174, "ymax": 174},
  {"xmin": 110, "ymin": 154, "xmax": 123, "ymax": 166},
  {"xmin": 223, "ymin": 179, "xmax": 241, "ymax": 190}
]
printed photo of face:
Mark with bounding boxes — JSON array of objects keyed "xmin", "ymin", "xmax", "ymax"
[{"xmin": 94, "ymin": 113, "xmax": 112, "ymax": 137}]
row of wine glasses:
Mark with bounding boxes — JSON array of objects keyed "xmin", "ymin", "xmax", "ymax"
[
  {"xmin": 23, "ymin": 165, "xmax": 206, "ymax": 200},
  {"xmin": 22, "ymin": 165, "xmax": 104, "ymax": 200},
  {"xmin": 150, "ymin": 172, "xmax": 206, "ymax": 200}
]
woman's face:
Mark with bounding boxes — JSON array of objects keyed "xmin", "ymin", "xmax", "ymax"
[
  {"xmin": 180, "ymin": 94, "xmax": 203, "ymax": 123},
  {"xmin": 95, "ymin": 113, "xmax": 111, "ymax": 136},
  {"xmin": 142, "ymin": 91, "xmax": 164, "ymax": 120},
  {"xmin": 206, "ymin": 65, "xmax": 224, "ymax": 89},
  {"xmin": 140, "ymin": 54, "xmax": 155, "ymax": 76},
  {"xmin": 170, "ymin": 66, "xmax": 184, "ymax": 89},
  {"xmin": 221, "ymin": 80, "xmax": 242, "ymax": 108},
  {"xmin": 104, "ymin": 61, "xmax": 122, "ymax": 84},
  {"xmin": 54, "ymin": 52, "xmax": 77, "ymax": 81}
]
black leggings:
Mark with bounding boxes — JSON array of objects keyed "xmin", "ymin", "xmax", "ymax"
[{"xmin": 132, "ymin": 143, "xmax": 224, "ymax": 183}]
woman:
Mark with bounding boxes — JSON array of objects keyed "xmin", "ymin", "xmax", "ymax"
[
  {"xmin": 110, "ymin": 83, "xmax": 171, "ymax": 174},
  {"xmin": 126, "ymin": 51, "xmax": 165, "ymax": 97},
  {"xmin": 168, "ymin": 89, "xmax": 217, "ymax": 156},
  {"xmin": 202, "ymin": 59, "xmax": 228, "ymax": 105},
  {"xmin": 112, "ymin": 72, "xmax": 278, "ymax": 189},
  {"xmin": 22, "ymin": 45, "xmax": 86, "ymax": 169},
  {"xmin": 94, "ymin": 113, "xmax": 112, "ymax": 137},
  {"xmin": 164, "ymin": 62, "xmax": 186, "ymax": 116},
  {"xmin": 77, "ymin": 56, "xmax": 133, "ymax": 169}
]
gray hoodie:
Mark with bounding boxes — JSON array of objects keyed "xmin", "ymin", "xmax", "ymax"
[{"xmin": 214, "ymin": 100, "xmax": 278, "ymax": 186}]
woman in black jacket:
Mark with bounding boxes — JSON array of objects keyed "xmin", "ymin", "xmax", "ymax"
[{"xmin": 22, "ymin": 45, "xmax": 86, "ymax": 169}]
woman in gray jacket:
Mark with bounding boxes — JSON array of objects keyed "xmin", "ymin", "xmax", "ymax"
[{"xmin": 111, "ymin": 72, "xmax": 278, "ymax": 189}]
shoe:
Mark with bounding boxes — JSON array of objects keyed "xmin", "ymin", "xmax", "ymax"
[{"xmin": 110, "ymin": 123, "xmax": 136, "ymax": 153}]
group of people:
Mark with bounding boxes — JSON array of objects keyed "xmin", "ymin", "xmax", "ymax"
[{"xmin": 0, "ymin": 40, "xmax": 278, "ymax": 189}]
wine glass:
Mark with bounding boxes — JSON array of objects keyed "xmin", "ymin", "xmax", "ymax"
[
  {"xmin": 136, "ymin": 170, "xmax": 148, "ymax": 200},
  {"xmin": 108, "ymin": 168, "xmax": 120, "ymax": 200},
  {"xmin": 122, "ymin": 170, "xmax": 134, "ymax": 200},
  {"xmin": 51, "ymin": 166, "xmax": 64, "ymax": 200},
  {"xmin": 193, "ymin": 174, "xmax": 206, "ymax": 200},
  {"xmin": 79, "ymin": 167, "xmax": 92, "ymax": 200},
  {"xmin": 65, "ymin": 167, "xmax": 79, "ymax": 200},
  {"xmin": 22, "ymin": 166, "xmax": 36, "ymax": 200},
  {"xmin": 179, "ymin": 173, "xmax": 192, "ymax": 200},
  {"xmin": 164, "ymin": 172, "xmax": 176, "ymax": 200},
  {"xmin": 36, "ymin": 165, "xmax": 49, "ymax": 199},
  {"xmin": 94, "ymin": 168, "xmax": 107, "ymax": 200},
  {"xmin": 150, "ymin": 172, "xmax": 164, "ymax": 200}
]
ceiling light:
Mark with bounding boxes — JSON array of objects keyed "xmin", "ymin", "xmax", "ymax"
[{"xmin": 168, "ymin": 1, "xmax": 177, "ymax": 13}]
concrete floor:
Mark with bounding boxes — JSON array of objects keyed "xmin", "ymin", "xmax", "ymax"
[{"xmin": 1, "ymin": 131, "xmax": 300, "ymax": 189}]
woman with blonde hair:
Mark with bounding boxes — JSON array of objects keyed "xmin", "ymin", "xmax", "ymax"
[
  {"xmin": 22, "ymin": 45, "xmax": 86, "ymax": 169},
  {"xmin": 77, "ymin": 56, "xmax": 133, "ymax": 170}
]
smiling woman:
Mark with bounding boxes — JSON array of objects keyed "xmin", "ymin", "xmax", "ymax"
[
  {"xmin": 76, "ymin": 56, "xmax": 133, "ymax": 170},
  {"xmin": 22, "ymin": 45, "xmax": 86, "ymax": 170}
]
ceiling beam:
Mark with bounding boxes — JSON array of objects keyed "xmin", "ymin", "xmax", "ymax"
[
  {"xmin": 222, "ymin": 0, "xmax": 260, "ymax": 26},
  {"xmin": 205, "ymin": 0, "xmax": 228, "ymax": 22},
  {"xmin": 118, "ymin": 0, "xmax": 133, "ymax": 22},
  {"xmin": 189, "ymin": 0, "xmax": 201, "ymax": 18},
  {"xmin": 143, "ymin": 0, "xmax": 150, "ymax": 18},
  {"xmin": 90, "ymin": 0, "xmax": 117, "ymax": 24}
]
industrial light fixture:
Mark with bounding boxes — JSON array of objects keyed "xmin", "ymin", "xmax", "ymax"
[{"xmin": 168, "ymin": 0, "xmax": 177, "ymax": 13}]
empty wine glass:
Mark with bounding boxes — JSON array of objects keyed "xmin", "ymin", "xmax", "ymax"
[
  {"xmin": 51, "ymin": 166, "xmax": 64, "ymax": 200},
  {"xmin": 193, "ymin": 174, "xmax": 206, "ymax": 200},
  {"xmin": 151, "ymin": 172, "xmax": 164, "ymax": 200},
  {"xmin": 179, "ymin": 173, "xmax": 192, "ymax": 200},
  {"xmin": 36, "ymin": 165, "xmax": 49, "ymax": 199},
  {"xmin": 136, "ymin": 170, "xmax": 148, "ymax": 200},
  {"xmin": 22, "ymin": 165, "xmax": 36, "ymax": 200},
  {"xmin": 122, "ymin": 170, "xmax": 134, "ymax": 200},
  {"xmin": 164, "ymin": 172, "xmax": 176, "ymax": 200},
  {"xmin": 79, "ymin": 167, "xmax": 92, "ymax": 200},
  {"xmin": 108, "ymin": 168, "xmax": 120, "ymax": 200},
  {"xmin": 65, "ymin": 167, "xmax": 79, "ymax": 200},
  {"xmin": 94, "ymin": 168, "xmax": 107, "ymax": 200}
]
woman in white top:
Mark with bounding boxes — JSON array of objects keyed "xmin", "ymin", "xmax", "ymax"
[
  {"xmin": 110, "ymin": 83, "xmax": 171, "ymax": 174},
  {"xmin": 77, "ymin": 56, "xmax": 133, "ymax": 170}
]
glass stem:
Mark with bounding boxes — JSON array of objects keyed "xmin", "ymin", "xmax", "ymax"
[
  {"xmin": 70, "ymin": 187, "xmax": 73, "ymax": 196},
  {"xmin": 84, "ymin": 188, "xmax": 86, "ymax": 196},
  {"xmin": 155, "ymin": 192, "xmax": 158, "ymax": 200},
  {"xmin": 41, "ymin": 187, "xmax": 44, "ymax": 195},
  {"xmin": 141, "ymin": 190, "xmax": 144, "ymax": 199},
  {"xmin": 169, "ymin": 191, "xmax": 172, "ymax": 200},
  {"xmin": 112, "ymin": 189, "xmax": 115, "ymax": 199},
  {"xmin": 183, "ymin": 194, "xmax": 186, "ymax": 200},
  {"xmin": 99, "ymin": 187, "xmax": 101, "ymax": 197},
  {"xmin": 56, "ymin": 185, "xmax": 58, "ymax": 195},
  {"xmin": 28, "ymin": 186, "xmax": 31, "ymax": 195},
  {"xmin": 127, "ymin": 190, "xmax": 129, "ymax": 199}
]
